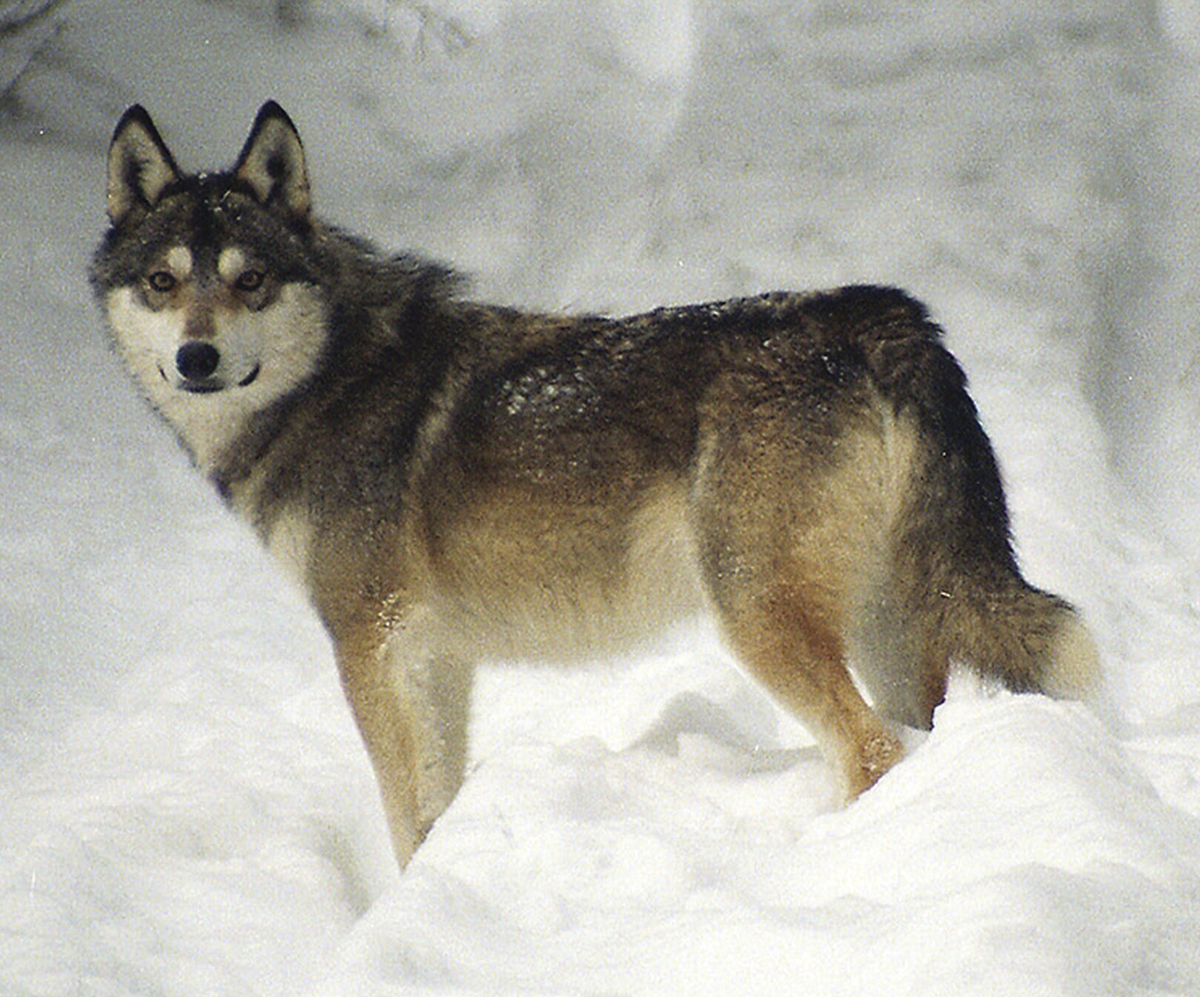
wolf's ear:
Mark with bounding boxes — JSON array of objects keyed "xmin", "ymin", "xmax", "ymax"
[
  {"xmin": 234, "ymin": 101, "xmax": 310, "ymax": 219},
  {"xmin": 106, "ymin": 105, "xmax": 182, "ymax": 226}
]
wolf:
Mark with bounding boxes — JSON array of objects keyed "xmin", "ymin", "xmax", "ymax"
[{"xmin": 91, "ymin": 101, "xmax": 1101, "ymax": 867}]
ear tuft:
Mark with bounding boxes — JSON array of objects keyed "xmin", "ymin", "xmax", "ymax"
[
  {"xmin": 234, "ymin": 101, "xmax": 310, "ymax": 219},
  {"xmin": 106, "ymin": 105, "xmax": 182, "ymax": 225}
]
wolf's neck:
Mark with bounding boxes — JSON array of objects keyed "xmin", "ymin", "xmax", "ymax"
[{"xmin": 156, "ymin": 391, "xmax": 261, "ymax": 477}]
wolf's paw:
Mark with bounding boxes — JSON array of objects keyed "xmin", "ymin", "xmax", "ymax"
[{"xmin": 843, "ymin": 728, "xmax": 905, "ymax": 801}]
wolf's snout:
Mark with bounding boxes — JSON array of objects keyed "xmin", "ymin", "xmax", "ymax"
[{"xmin": 176, "ymin": 341, "xmax": 220, "ymax": 381}]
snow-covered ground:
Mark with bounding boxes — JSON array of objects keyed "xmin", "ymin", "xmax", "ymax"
[{"xmin": 3, "ymin": 1, "xmax": 1200, "ymax": 993}]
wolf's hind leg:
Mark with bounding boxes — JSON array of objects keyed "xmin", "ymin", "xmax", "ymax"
[
  {"xmin": 715, "ymin": 580, "xmax": 904, "ymax": 799},
  {"xmin": 691, "ymin": 394, "xmax": 906, "ymax": 798}
]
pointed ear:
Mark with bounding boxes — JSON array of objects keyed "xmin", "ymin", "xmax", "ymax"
[
  {"xmin": 234, "ymin": 101, "xmax": 310, "ymax": 219},
  {"xmin": 106, "ymin": 105, "xmax": 182, "ymax": 225}
]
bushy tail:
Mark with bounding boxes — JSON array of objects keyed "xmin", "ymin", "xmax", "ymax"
[
  {"xmin": 944, "ymin": 582, "xmax": 1102, "ymax": 702},
  {"xmin": 823, "ymin": 286, "xmax": 1102, "ymax": 720}
]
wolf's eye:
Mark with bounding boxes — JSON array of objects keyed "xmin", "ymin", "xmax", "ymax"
[
  {"xmin": 147, "ymin": 271, "xmax": 176, "ymax": 292},
  {"xmin": 235, "ymin": 270, "xmax": 265, "ymax": 292}
]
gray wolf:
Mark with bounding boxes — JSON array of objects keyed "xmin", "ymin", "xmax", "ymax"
[{"xmin": 91, "ymin": 102, "xmax": 1101, "ymax": 867}]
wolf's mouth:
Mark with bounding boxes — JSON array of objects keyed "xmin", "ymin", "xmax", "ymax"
[
  {"xmin": 158, "ymin": 363, "xmax": 261, "ymax": 393},
  {"xmin": 178, "ymin": 378, "xmax": 222, "ymax": 394}
]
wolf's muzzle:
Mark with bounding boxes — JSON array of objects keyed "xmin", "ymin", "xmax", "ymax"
[
  {"xmin": 176, "ymin": 341, "xmax": 220, "ymax": 381},
  {"xmin": 171, "ymin": 340, "xmax": 261, "ymax": 393}
]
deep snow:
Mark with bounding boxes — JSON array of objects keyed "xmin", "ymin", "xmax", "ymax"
[{"xmin": 3, "ymin": 1, "xmax": 1200, "ymax": 994}]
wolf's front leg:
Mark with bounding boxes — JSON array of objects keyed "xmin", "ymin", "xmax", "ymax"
[{"xmin": 332, "ymin": 623, "xmax": 474, "ymax": 868}]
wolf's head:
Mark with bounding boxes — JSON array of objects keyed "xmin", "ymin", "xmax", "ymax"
[{"xmin": 92, "ymin": 102, "xmax": 329, "ymax": 467}]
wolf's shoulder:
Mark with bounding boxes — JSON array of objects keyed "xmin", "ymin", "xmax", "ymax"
[{"xmin": 317, "ymin": 226, "xmax": 464, "ymax": 308}]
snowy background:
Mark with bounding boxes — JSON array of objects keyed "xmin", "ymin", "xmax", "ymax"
[{"xmin": 3, "ymin": 0, "xmax": 1200, "ymax": 993}]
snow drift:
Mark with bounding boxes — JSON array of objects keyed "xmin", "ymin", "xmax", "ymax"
[{"xmin": 2, "ymin": 1, "xmax": 1199, "ymax": 994}]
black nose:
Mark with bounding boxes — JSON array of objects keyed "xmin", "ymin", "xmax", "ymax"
[{"xmin": 176, "ymin": 341, "xmax": 220, "ymax": 381}]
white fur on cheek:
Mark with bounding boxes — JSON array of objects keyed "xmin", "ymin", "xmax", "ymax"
[
  {"xmin": 261, "ymin": 284, "xmax": 328, "ymax": 391},
  {"xmin": 105, "ymin": 286, "xmax": 185, "ymax": 401}
]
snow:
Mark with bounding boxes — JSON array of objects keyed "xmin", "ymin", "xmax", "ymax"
[{"xmin": 3, "ymin": 0, "xmax": 1200, "ymax": 993}]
